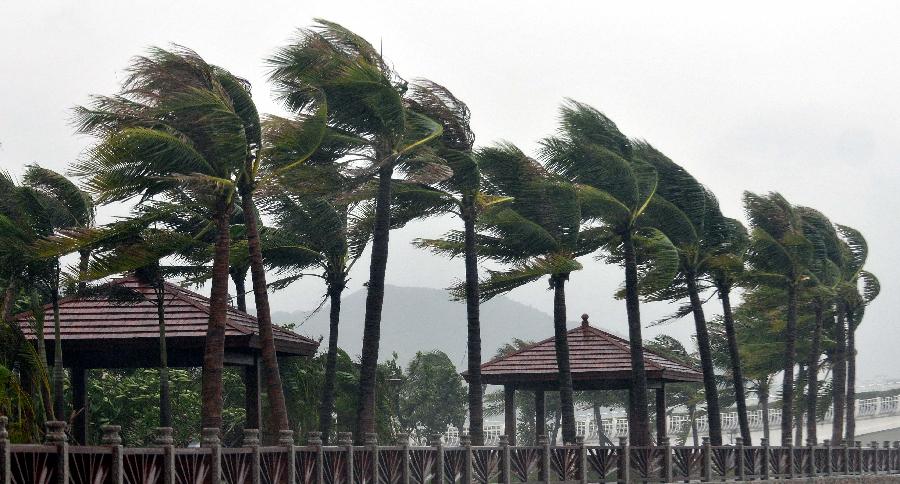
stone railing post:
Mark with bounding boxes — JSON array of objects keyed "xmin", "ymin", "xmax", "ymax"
[
  {"xmin": 856, "ymin": 441, "xmax": 863, "ymax": 475},
  {"xmin": 461, "ymin": 433, "xmax": 474, "ymax": 484},
  {"xmin": 617, "ymin": 436, "xmax": 629, "ymax": 484},
  {"xmin": 154, "ymin": 427, "xmax": 175, "ymax": 484},
  {"xmin": 365, "ymin": 433, "xmax": 378, "ymax": 483},
  {"xmin": 823, "ymin": 439, "xmax": 832, "ymax": 476},
  {"xmin": 307, "ymin": 432, "xmax": 323, "ymax": 484},
  {"xmin": 0, "ymin": 417, "xmax": 10, "ymax": 484},
  {"xmin": 760, "ymin": 438, "xmax": 770, "ymax": 480},
  {"xmin": 807, "ymin": 438, "xmax": 816, "ymax": 477},
  {"xmin": 701, "ymin": 437, "xmax": 712, "ymax": 482},
  {"xmin": 429, "ymin": 434, "xmax": 445, "ymax": 484},
  {"xmin": 279, "ymin": 430, "xmax": 296, "ymax": 484},
  {"xmin": 734, "ymin": 437, "xmax": 745, "ymax": 481},
  {"xmin": 101, "ymin": 425, "xmax": 123, "ymax": 484},
  {"xmin": 893, "ymin": 441, "xmax": 900, "ymax": 473},
  {"xmin": 785, "ymin": 441, "xmax": 794, "ymax": 478},
  {"xmin": 339, "ymin": 432, "xmax": 354, "ymax": 484},
  {"xmin": 201, "ymin": 428, "xmax": 222, "ymax": 484},
  {"xmin": 661, "ymin": 436, "xmax": 674, "ymax": 483},
  {"xmin": 244, "ymin": 429, "xmax": 261, "ymax": 484},
  {"xmin": 538, "ymin": 434, "xmax": 550, "ymax": 482},
  {"xmin": 398, "ymin": 433, "xmax": 411, "ymax": 484},
  {"xmin": 841, "ymin": 439, "xmax": 850, "ymax": 474},
  {"xmin": 499, "ymin": 435, "xmax": 511, "ymax": 484},
  {"xmin": 576, "ymin": 435, "xmax": 587, "ymax": 484},
  {"xmin": 45, "ymin": 421, "xmax": 68, "ymax": 484},
  {"xmin": 884, "ymin": 441, "xmax": 892, "ymax": 474}
]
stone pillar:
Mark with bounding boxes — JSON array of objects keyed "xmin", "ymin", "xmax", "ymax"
[
  {"xmin": 279, "ymin": 430, "xmax": 295, "ymax": 484},
  {"xmin": 202, "ymin": 428, "xmax": 222, "ymax": 484},
  {"xmin": 244, "ymin": 357, "xmax": 261, "ymax": 431},
  {"xmin": 655, "ymin": 386, "xmax": 666, "ymax": 444},
  {"xmin": 307, "ymin": 431, "xmax": 323, "ymax": 484},
  {"xmin": 45, "ymin": 421, "xmax": 68, "ymax": 484},
  {"xmin": 245, "ymin": 429, "xmax": 261, "ymax": 484},
  {"xmin": 535, "ymin": 390, "xmax": 546, "ymax": 441},
  {"xmin": 499, "ymin": 435, "xmax": 511, "ymax": 484},
  {"xmin": 101, "ymin": 425, "xmax": 123, "ymax": 484},
  {"xmin": 504, "ymin": 386, "xmax": 516, "ymax": 446},
  {"xmin": 155, "ymin": 427, "xmax": 175, "ymax": 484},
  {"xmin": 72, "ymin": 367, "xmax": 89, "ymax": 444},
  {"xmin": 0, "ymin": 417, "xmax": 10, "ymax": 484},
  {"xmin": 429, "ymin": 433, "xmax": 445, "ymax": 484}
]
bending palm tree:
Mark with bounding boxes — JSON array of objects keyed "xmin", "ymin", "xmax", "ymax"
[
  {"xmin": 73, "ymin": 46, "xmax": 251, "ymax": 430},
  {"xmin": 268, "ymin": 20, "xmax": 442, "ymax": 437},
  {"xmin": 743, "ymin": 191, "xmax": 814, "ymax": 445},
  {"xmin": 540, "ymin": 101, "xmax": 678, "ymax": 446}
]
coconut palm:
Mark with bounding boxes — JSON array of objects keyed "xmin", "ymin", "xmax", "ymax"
[
  {"xmin": 540, "ymin": 100, "xmax": 679, "ymax": 446},
  {"xmin": 268, "ymin": 20, "xmax": 443, "ymax": 437},
  {"xmin": 834, "ymin": 225, "xmax": 879, "ymax": 442},
  {"xmin": 20, "ymin": 166, "xmax": 95, "ymax": 420},
  {"xmin": 72, "ymin": 46, "xmax": 257, "ymax": 429},
  {"xmin": 742, "ymin": 191, "xmax": 815, "ymax": 445}
]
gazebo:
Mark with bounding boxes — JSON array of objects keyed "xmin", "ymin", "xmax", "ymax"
[
  {"xmin": 465, "ymin": 314, "xmax": 702, "ymax": 444},
  {"xmin": 13, "ymin": 275, "xmax": 319, "ymax": 443}
]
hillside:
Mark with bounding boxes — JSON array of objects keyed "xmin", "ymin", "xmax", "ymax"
[{"xmin": 272, "ymin": 284, "xmax": 564, "ymax": 369}]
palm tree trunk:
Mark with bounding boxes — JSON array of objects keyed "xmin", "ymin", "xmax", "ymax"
[
  {"xmin": 551, "ymin": 274, "xmax": 576, "ymax": 444},
  {"xmin": 622, "ymin": 231, "xmax": 651, "ymax": 446},
  {"xmin": 201, "ymin": 200, "xmax": 232, "ymax": 430},
  {"xmin": 319, "ymin": 283, "xmax": 343, "ymax": 444},
  {"xmin": 719, "ymin": 286, "xmax": 752, "ymax": 445},
  {"xmin": 241, "ymin": 192, "xmax": 290, "ymax": 432},
  {"xmin": 795, "ymin": 363, "xmax": 806, "ymax": 445},
  {"xmin": 686, "ymin": 274, "xmax": 722, "ymax": 445},
  {"xmin": 592, "ymin": 399, "xmax": 610, "ymax": 445},
  {"xmin": 689, "ymin": 405, "xmax": 699, "ymax": 446},
  {"xmin": 806, "ymin": 301, "xmax": 823, "ymax": 443},
  {"xmin": 845, "ymin": 310, "xmax": 857, "ymax": 442},
  {"xmin": 32, "ymin": 307, "xmax": 53, "ymax": 421},
  {"xmin": 77, "ymin": 249, "xmax": 90, "ymax": 293},
  {"xmin": 462, "ymin": 205, "xmax": 484, "ymax": 445},
  {"xmin": 231, "ymin": 268, "xmax": 247, "ymax": 313},
  {"xmin": 759, "ymin": 384, "xmax": 770, "ymax": 442},
  {"xmin": 780, "ymin": 283, "xmax": 798, "ymax": 446},
  {"xmin": 551, "ymin": 411, "xmax": 561, "ymax": 445},
  {"xmin": 51, "ymin": 266, "xmax": 64, "ymax": 421},
  {"xmin": 831, "ymin": 308, "xmax": 847, "ymax": 443},
  {"xmin": 356, "ymin": 165, "xmax": 393, "ymax": 439},
  {"xmin": 1, "ymin": 280, "xmax": 16, "ymax": 322},
  {"xmin": 154, "ymin": 275, "xmax": 172, "ymax": 428}
]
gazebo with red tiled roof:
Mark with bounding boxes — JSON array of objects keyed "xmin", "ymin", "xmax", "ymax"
[
  {"xmin": 13, "ymin": 275, "xmax": 319, "ymax": 443},
  {"xmin": 463, "ymin": 314, "xmax": 702, "ymax": 444}
]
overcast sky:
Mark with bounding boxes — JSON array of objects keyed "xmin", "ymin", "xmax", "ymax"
[{"xmin": 2, "ymin": 1, "xmax": 898, "ymax": 384}]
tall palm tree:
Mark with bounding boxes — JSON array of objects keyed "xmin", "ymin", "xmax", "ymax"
[
  {"xmin": 405, "ymin": 80, "xmax": 499, "ymax": 445},
  {"xmin": 796, "ymin": 207, "xmax": 842, "ymax": 443},
  {"xmin": 540, "ymin": 100, "xmax": 679, "ymax": 446},
  {"xmin": 268, "ymin": 20, "xmax": 443, "ymax": 437},
  {"xmin": 743, "ymin": 191, "xmax": 814, "ymax": 445},
  {"xmin": 423, "ymin": 142, "xmax": 606, "ymax": 443},
  {"xmin": 22, "ymin": 165, "xmax": 95, "ymax": 420},
  {"xmin": 834, "ymin": 225, "xmax": 879, "ymax": 442},
  {"xmin": 72, "ymin": 46, "xmax": 252, "ymax": 430}
]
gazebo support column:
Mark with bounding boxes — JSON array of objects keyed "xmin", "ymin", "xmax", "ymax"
[
  {"xmin": 504, "ymin": 386, "xmax": 516, "ymax": 445},
  {"xmin": 244, "ymin": 357, "xmax": 261, "ymax": 431},
  {"xmin": 535, "ymin": 390, "xmax": 546, "ymax": 441},
  {"xmin": 72, "ymin": 367, "xmax": 89, "ymax": 444},
  {"xmin": 655, "ymin": 386, "xmax": 667, "ymax": 444}
]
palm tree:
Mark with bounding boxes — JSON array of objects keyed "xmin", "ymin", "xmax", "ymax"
[
  {"xmin": 22, "ymin": 165, "xmax": 95, "ymax": 420},
  {"xmin": 743, "ymin": 191, "xmax": 814, "ymax": 445},
  {"xmin": 834, "ymin": 225, "xmax": 879, "ymax": 442},
  {"xmin": 405, "ymin": 80, "xmax": 497, "ymax": 445},
  {"xmin": 423, "ymin": 141, "xmax": 606, "ymax": 443},
  {"xmin": 540, "ymin": 100, "xmax": 678, "ymax": 446},
  {"xmin": 796, "ymin": 207, "xmax": 842, "ymax": 443},
  {"xmin": 72, "ymin": 46, "xmax": 253, "ymax": 430},
  {"xmin": 268, "ymin": 20, "xmax": 443, "ymax": 437}
]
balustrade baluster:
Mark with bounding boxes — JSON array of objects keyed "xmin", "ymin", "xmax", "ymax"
[
  {"xmin": 461, "ymin": 433, "xmax": 473, "ymax": 484},
  {"xmin": 245, "ymin": 429, "xmax": 262, "ymax": 484},
  {"xmin": 154, "ymin": 427, "xmax": 175, "ymax": 484},
  {"xmin": 576, "ymin": 435, "xmax": 587, "ymax": 484},
  {"xmin": 661, "ymin": 436, "xmax": 673, "ymax": 483},
  {"xmin": 279, "ymin": 430, "xmax": 295, "ymax": 484},
  {"xmin": 538, "ymin": 434, "xmax": 550, "ymax": 482},
  {"xmin": 399, "ymin": 433, "xmax": 410, "ymax": 484},
  {"xmin": 429, "ymin": 434, "xmax": 445, "ymax": 484},
  {"xmin": 617, "ymin": 437, "xmax": 629, "ymax": 484},
  {"xmin": 307, "ymin": 431, "xmax": 323, "ymax": 484},
  {"xmin": 339, "ymin": 432, "xmax": 354, "ymax": 483},
  {"xmin": 0, "ymin": 417, "xmax": 10, "ymax": 484},
  {"xmin": 824, "ymin": 439, "xmax": 832, "ymax": 476},
  {"xmin": 102, "ymin": 425, "xmax": 123, "ymax": 484},
  {"xmin": 734, "ymin": 437, "xmax": 744, "ymax": 481},
  {"xmin": 760, "ymin": 438, "xmax": 770, "ymax": 480},
  {"xmin": 701, "ymin": 437, "xmax": 712, "ymax": 482},
  {"xmin": 202, "ymin": 428, "xmax": 223, "ymax": 484},
  {"xmin": 366, "ymin": 433, "xmax": 378, "ymax": 483}
]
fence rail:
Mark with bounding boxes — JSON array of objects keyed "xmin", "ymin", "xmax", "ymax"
[{"xmin": 3, "ymin": 418, "xmax": 900, "ymax": 483}]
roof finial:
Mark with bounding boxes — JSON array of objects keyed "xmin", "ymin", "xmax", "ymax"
[{"xmin": 581, "ymin": 313, "xmax": 589, "ymax": 327}]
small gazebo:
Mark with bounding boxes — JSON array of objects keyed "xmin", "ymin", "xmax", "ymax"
[
  {"xmin": 465, "ymin": 314, "xmax": 702, "ymax": 444},
  {"xmin": 14, "ymin": 275, "xmax": 319, "ymax": 443}
]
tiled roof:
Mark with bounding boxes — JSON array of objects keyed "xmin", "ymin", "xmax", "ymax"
[
  {"xmin": 13, "ymin": 275, "xmax": 317, "ymax": 356},
  {"xmin": 469, "ymin": 318, "xmax": 702, "ymax": 385}
]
